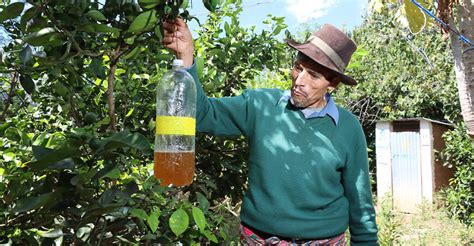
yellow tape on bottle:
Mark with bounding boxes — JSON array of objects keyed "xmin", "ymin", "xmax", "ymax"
[{"xmin": 156, "ymin": 116, "xmax": 196, "ymax": 136}]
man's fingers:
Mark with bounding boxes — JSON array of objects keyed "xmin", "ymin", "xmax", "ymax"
[
  {"xmin": 163, "ymin": 18, "xmax": 185, "ymax": 29},
  {"xmin": 163, "ymin": 43, "xmax": 176, "ymax": 50},
  {"xmin": 162, "ymin": 36, "xmax": 176, "ymax": 44},
  {"xmin": 163, "ymin": 22, "xmax": 177, "ymax": 32},
  {"xmin": 163, "ymin": 28, "xmax": 174, "ymax": 36},
  {"xmin": 163, "ymin": 30, "xmax": 184, "ymax": 39}
]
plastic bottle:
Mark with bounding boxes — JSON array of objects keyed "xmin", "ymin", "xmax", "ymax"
[{"xmin": 154, "ymin": 59, "xmax": 196, "ymax": 186}]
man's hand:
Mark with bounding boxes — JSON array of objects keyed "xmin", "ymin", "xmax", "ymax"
[{"xmin": 162, "ymin": 18, "xmax": 194, "ymax": 67}]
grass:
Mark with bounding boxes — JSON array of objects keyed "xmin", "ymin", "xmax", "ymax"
[{"xmin": 376, "ymin": 195, "xmax": 474, "ymax": 245}]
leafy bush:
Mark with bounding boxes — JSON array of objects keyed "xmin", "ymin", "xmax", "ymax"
[
  {"xmin": 0, "ymin": 0, "xmax": 290, "ymax": 244},
  {"xmin": 440, "ymin": 123, "xmax": 474, "ymax": 225}
]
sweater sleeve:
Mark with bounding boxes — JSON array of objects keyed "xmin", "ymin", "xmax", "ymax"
[
  {"xmin": 185, "ymin": 61, "xmax": 253, "ymax": 137},
  {"xmin": 342, "ymin": 124, "xmax": 379, "ymax": 245}
]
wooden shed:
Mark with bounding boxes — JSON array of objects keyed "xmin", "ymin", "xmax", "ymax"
[{"xmin": 375, "ymin": 118, "xmax": 453, "ymax": 213}]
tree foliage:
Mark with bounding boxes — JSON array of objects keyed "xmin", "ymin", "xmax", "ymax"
[
  {"xmin": 0, "ymin": 0, "xmax": 292, "ymax": 243},
  {"xmin": 440, "ymin": 123, "xmax": 474, "ymax": 226}
]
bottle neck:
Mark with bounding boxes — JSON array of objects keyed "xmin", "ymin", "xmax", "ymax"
[{"xmin": 172, "ymin": 59, "xmax": 184, "ymax": 70}]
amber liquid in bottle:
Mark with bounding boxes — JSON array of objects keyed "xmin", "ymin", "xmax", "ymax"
[{"xmin": 154, "ymin": 151, "xmax": 195, "ymax": 186}]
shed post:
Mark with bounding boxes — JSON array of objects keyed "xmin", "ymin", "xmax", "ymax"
[
  {"xmin": 420, "ymin": 119, "xmax": 434, "ymax": 202},
  {"xmin": 376, "ymin": 122, "xmax": 392, "ymax": 202}
]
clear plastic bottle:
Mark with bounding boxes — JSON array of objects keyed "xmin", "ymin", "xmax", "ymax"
[{"xmin": 154, "ymin": 59, "xmax": 196, "ymax": 186}]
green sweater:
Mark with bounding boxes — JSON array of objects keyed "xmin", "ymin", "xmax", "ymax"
[{"xmin": 187, "ymin": 64, "xmax": 378, "ymax": 245}]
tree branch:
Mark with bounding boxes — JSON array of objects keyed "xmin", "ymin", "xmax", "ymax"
[
  {"xmin": 106, "ymin": 48, "xmax": 121, "ymax": 132},
  {"xmin": 1, "ymin": 72, "xmax": 18, "ymax": 121}
]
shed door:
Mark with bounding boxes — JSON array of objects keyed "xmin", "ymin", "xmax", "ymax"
[{"xmin": 391, "ymin": 122, "xmax": 422, "ymax": 213}]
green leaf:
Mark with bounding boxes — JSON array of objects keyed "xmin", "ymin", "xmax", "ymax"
[
  {"xmin": 130, "ymin": 208, "xmax": 148, "ymax": 220},
  {"xmin": 98, "ymin": 189, "xmax": 115, "ymax": 205},
  {"xmin": 92, "ymin": 162, "xmax": 117, "ymax": 181},
  {"xmin": 76, "ymin": 227, "xmax": 91, "ymax": 238},
  {"xmin": 272, "ymin": 25, "xmax": 285, "ymax": 36},
  {"xmin": 49, "ymin": 158, "xmax": 75, "ymax": 169},
  {"xmin": 196, "ymin": 57, "xmax": 204, "ymax": 80},
  {"xmin": 83, "ymin": 204, "xmax": 124, "ymax": 219},
  {"xmin": 139, "ymin": 0, "xmax": 163, "ymax": 9},
  {"xmin": 27, "ymin": 147, "xmax": 80, "ymax": 171},
  {"xmin": 128, "ymin": 10, "xmax": 158, "ymax": 33},
  {"xmin": 196, "ymin": 192, "xmax": 209, "ymax": 212},
  {"xmin": 34, "ymin": 228, "xmax": 63, "ymax": 238},
  {"xmin": 4, "ymin": 127, "xmax": 21, "ymax": 142},
  {"xmin": 123, "ymin": 46, "xmax": 140, "ymax": 60},
  {"xmin": 125, "ymin": 108, "xmax": 134, "ymax": 117},
  {"xmin": 404, "ymin": 0, "xmax": 431, "ymax": 34},
  {"xmin": 89, "ymin": 58, "xmax": 106, "ymax": 79},
  {"xmin": 20, "ymin": 6, "xmax": 38, "ymax": 30},
  {"xmin": 202, "ymin": 230, "xmax": 218, "ymax": 243},
  {"xmin": 0, "ymin": 122, "xmax": 11, "ymax": 135},
  {"xmin": 192, "ymin": 206, "xmax": 206, "ymax": 231},
  {"xmin": 99, "ymin": 130, "xmax": 151, "ymax": 153},
  {"xmin": 24, "ymin": 27, "xmax": 59, "ymax": 46},
  {"xmin": 12, "ymin": 191, "xmax": 59, "ymax": 213},
  {"xmin": 85, "ymin": 10, "xmax": 107, "ymax": 21},
  {"xmin": 20, "ymin": 74, "xmax": 35, "ymax": 94},
  {"xmin": 103, "ymin": 167, "xmax": 120, "ymax": 179},
  {"xmin": 2, "ymin": 152, "xmax": 15, "ymax": 162},
  {"xmin": 147, "ymin": 209, "xmax": 161, "ymax": 233},
  {"xmin": 92, "ymin": 24, "xmax": 121, "ymax": 34},
  {"xmin": 154, "ymin": 25, "xmax": 163, "ymax": 41},
  {"xmin": 20, "ymin": 45, "xmax": 33, "ymax": 64},
  {"xmin": 70, "ymin": 169, "xmax": 98, "ymax": 186},
  {"xmin": 180, "ymin": 0, "xmax": 189, "ymax": 9},
  {"xmin": 224, "ymin": 22, "xmax": 231, "ymax": 34},
  {"xmin": 203, "ymin": 0, "xmax": 219, "ymax": 12},
  {"xmin": 0, "ymin": 2, "xmax": 25, "ymax": 22},
  {"xmin": 125, "ymin": 36, "xmax": 135, "ymax": 45},
  {"xmin": 80, "ymin": 24, "xmax": 96, "ymax": 33},
  {"xmin": 169, "ymin": 208, "xmax": 189, "ymax": 236}
]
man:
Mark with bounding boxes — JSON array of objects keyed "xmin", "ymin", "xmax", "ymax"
[{"xmin": 163, "ymin": 18, "xmax": 378, "ymax": 245}]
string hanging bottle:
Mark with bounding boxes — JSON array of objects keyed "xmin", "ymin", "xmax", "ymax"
[{"xmin": 154, "ymin": 59, "xmax": 196, "ymax": 186}]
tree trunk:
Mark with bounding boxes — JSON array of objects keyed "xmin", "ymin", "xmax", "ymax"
[{"xmin": 449, "ymin": 0, "xmax": 474, "ymax": 146}]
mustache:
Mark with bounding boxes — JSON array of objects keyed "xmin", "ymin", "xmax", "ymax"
[{"xmin": 291, "ymin": 87, "xmax": 307, "ymax": 97}]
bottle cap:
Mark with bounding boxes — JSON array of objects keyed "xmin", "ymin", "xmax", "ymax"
[{"xmin": 173, "ymin": 59, "xmax": 184, "ymax": 67}]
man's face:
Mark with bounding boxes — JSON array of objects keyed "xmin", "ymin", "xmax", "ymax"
[{"xmin": 290, "ymin": 54, "xmax": 339, "ymax": 108}]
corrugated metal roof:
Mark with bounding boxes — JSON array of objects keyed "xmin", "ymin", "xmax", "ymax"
[{"xmin": 376, "ymin": 117, "xmax": 453, "ymax": 127}]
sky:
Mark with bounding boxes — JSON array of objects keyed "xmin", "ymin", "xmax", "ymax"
[{"xmin": 187, "ymin": 0, "xmax": 369, "ymax": 34}]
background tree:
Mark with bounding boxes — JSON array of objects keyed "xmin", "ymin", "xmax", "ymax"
[{"xmin": 368, "ymin": 0, "xmax": 474, "ymax": 145}]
